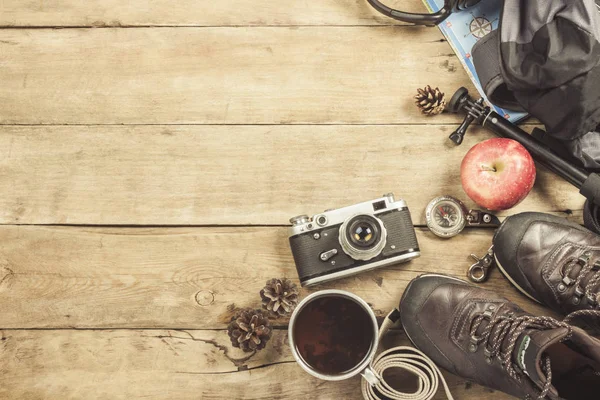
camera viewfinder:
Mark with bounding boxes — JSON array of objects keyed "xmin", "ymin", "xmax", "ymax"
[{"xmin": 372, "ymin": 200, "xmax": 386, "ymax": 211}]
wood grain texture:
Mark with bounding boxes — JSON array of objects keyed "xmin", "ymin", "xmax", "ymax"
[
  {"xmin": 0, "ymin": 2, "xmax": 579, "ymax": 399},
  {"xmin": 0, "ymin": 125, "xmax": 581, "ymax": 225},
  {"xmin": 0, "ymin": 225, "xmax": 555, "ymax": 329},
  {"xmin": 0, "ymin": 0, "xmax": 425, "ymax": 27},
  {"xmin": 0, "ymin": 329, "xmax": 509, "ymax": 399},
  {"xmin": 0, "ymin": 27, "xmax": 473, "ymax": 125}
]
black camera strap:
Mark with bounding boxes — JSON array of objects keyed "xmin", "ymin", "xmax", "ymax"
[{"xmin": 365, "ymin": 0, "xmax": 453, "ymax": 26}]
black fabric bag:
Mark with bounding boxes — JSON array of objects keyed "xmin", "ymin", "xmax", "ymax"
[{"xmin": 473, "ymin": 0, "xmax": 600, "ymax": 171}]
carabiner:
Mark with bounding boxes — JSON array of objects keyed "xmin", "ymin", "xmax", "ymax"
[{"xmin": 468, "ymin": 246, "xmax": 495, "ymax": 283}]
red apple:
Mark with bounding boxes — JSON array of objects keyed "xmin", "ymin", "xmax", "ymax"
[{"xmin": 461, "ymin": 138, "xmax": 536, "ymax": 210}]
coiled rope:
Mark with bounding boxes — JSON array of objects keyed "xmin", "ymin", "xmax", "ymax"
[{"xmin": 361, "ymin": 310, "xmax": 454, "ymax": 400}]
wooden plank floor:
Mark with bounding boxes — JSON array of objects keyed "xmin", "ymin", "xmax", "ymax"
[{"xmin": 0, "ymin": 1, "xmax": 582, "ymax": 399}]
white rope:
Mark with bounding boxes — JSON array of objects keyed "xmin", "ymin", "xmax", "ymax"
[{"xmin": 361, "ymin": 311, "xmax": 454, "ymax": 400}]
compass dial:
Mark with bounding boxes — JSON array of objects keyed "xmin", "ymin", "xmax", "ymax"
[
  {"xmin": 425, "ymin": 196, "xmax": 469, "ymax": 238},
  {"xmin": 434, "ymin": 202, "xmax": 461, "ymax": 228}
]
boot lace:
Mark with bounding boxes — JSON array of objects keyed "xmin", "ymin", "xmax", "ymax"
[
  {"xmin": 469, "ymin": 308, "xmax": 600, "ymax": 400},
  {"xmin": 561, "ymin": 252, "xmax": 600, "ymax": 307}
]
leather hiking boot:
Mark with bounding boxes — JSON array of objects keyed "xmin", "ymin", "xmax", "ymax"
[
  {"xmin": 400, "ymin": 274, "xmax": 600, "ymax": 400},
  {"xmin": 494, "ymin": 212, "xmax": 600, "ymax": 317}
]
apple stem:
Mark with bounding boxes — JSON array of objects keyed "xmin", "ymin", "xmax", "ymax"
[{"xmin": 480, "ymin": 164, "xmax": 497, "ymax": 172}]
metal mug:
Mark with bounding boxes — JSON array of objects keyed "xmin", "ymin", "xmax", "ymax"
[{"xmin": 288, "ymin": 289, "xmax": 380, "ymax": 385}]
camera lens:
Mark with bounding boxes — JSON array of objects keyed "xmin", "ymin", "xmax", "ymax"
[
  {"xmin": 339, "ymin": 215, "xmax": 386, "ymax": 261},
  {"xmin": 347, "ymin": 216, "xmax": 379, "ymax": 249},
  {"xmin": 353, "ymin": 225, "xmax": 372, "ymax": 243}
]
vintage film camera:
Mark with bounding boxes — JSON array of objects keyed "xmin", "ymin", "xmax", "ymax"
[{"xmin": 289, "ymin": 193, "xmax": 420, "ymax": 286}]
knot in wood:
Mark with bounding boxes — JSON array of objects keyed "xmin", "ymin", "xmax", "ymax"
[{"xmin": 195, "ymin": 290, "xmax": 215, "ymax": 306}]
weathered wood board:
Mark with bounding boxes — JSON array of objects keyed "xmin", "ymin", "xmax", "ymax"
[
  {"xmin": 0, "ymin": 226, "xmax": 553, "ymax": 330},
  {"xmin": 0, "ymin": 27, "xmax": 472, "ymax": 125},
  {"xmin": 0, "ymin": 329, "xmax": 510, "ymax": 399},
  {"xmin": 0, "ymin": 125, "xmax": 581, "ymax": 225},
  {"xmin": 1, "ymin": 0, "xmax": 425, "ymax": 27}
]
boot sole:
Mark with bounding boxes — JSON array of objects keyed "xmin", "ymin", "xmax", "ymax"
[{"xmin": 494, "ymin": 253, "xmax": 541, "ymax": 304}]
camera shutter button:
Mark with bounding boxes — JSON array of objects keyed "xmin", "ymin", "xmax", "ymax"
[{"xmin": 290, "ymin": 215, "xmax": 309, "ymax": 225}]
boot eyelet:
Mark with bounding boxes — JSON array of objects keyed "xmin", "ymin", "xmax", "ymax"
[
  {"xmin": 562, "ymin": 276, "xmax": 574, "ymax": 286},
  {"xmin": 485, "ymin": 357, "xmax": 493, "ymax": 365},
  {"xmin": 558, "ymin": 283, "xmax": 567, "ymax": 292},
  {"xmin": 573, "ymin": 297, "xmax": 581, "ymax": 305},
  {"xmin": 579, "ymin": 252, "xmax": 592, "ymax": 264},
  {"xmin": 469, "ymin": 336, "xmax": 479, "ymax": 353}
]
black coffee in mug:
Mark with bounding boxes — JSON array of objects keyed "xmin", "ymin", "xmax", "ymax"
[{"xmin": 293, "ymin": 295, "xmax": 375, "ymax": 375}]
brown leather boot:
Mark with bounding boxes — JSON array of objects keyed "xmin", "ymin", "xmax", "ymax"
[
  {"xmin": 494, "ymin": 212, "xmax": 600, "ymax": 316},
  {"xmin": 400, "ymin": 274, "xmax": 600, "ymax": 400}
]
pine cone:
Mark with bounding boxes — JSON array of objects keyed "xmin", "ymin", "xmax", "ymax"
[
  {"xmin": 227, "ymin": 308, "xmax": 272, "ymax": 353},
  {"xmin": 260, "ymin": 278, "xmax": 299, "ymax": 318},
  {"xmin": 415, "ymin": 86, "xmax": 446, "ymax": 116}
]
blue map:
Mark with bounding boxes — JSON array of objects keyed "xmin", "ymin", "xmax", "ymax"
[{"xmin": 423, "ymin": 0, "xmax": 527, "ymax": 123}]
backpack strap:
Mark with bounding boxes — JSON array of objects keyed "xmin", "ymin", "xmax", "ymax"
[{"xmin": 471, "ymin": 30, "xmax": 523, "ymax": 112}]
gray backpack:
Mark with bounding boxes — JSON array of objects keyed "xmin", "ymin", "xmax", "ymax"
[{"xmin": 473, "ymin": 0, "xmax": 600, "ymax": 171}]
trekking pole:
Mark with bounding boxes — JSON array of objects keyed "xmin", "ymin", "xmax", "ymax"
[{"xmin": 446, "ymin": 87, "xmax": 600, "ymax": 231}]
